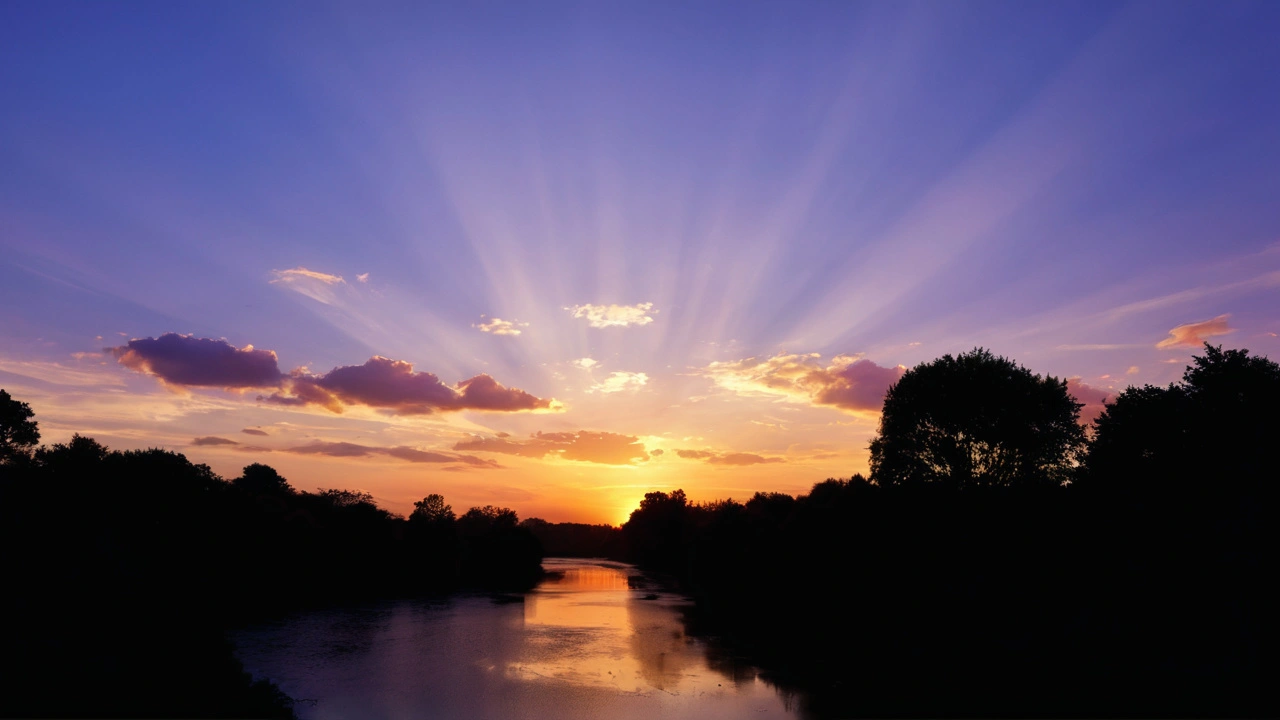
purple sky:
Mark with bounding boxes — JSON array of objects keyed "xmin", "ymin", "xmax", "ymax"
[{"xmin": 2, "ymin": 1, "xmax": 1278, "ymax": 523}]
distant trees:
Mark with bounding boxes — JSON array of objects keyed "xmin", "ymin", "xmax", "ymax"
[
  {"xmin": 870, "ymin": 348, "xmax": 1086, "ymax": 489},
  {"xmin": 0, "ymin": 393, "xmax": 546, "ymax": 718},
  {"xmin": 0, "ymin": 389, "xmax": 40, "ymax": 463}
]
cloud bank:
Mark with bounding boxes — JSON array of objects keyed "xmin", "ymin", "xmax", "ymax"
[
  {"xmin": 566, "ymin": 302, "xmax": 656, "ymax": 328},
  {"xmin": 264, "ymin": 357, "xmax": 555, "ymax": 415},
  {"xmin": 1156, "ymin": 314, "xmax": 1233, "ymax": 349},
  {"xmin": 110, "ymin": 334, "xmax": 555, "ymax": 415},
  {"xmin": 697, "ymin": 352, "xmax": 905, "ymax": 412},
  {"xmin": 454, "ymin": 430, "xmax": 649, "ymax": 465}
]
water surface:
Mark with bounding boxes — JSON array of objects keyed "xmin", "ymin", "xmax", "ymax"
[{"xmin": 233, "ymin": 558, "xmax": 803, "ymax": 719}]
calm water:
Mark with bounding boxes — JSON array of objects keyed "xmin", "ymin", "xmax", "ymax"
[{"xmin": 233, "ymin": 558, "xmax": 805, "ymax": 720}]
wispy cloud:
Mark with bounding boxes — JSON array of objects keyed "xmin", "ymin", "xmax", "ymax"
[
  {"xmin": 674, "ymin": 449, "xmax": 785, "ymax": 466},
  {"xmin": 1156, "ymin": 314, "xmax": 1233, "ymax": 349},
  {"xmin": 284, "ymin": 440, "xmax": 500, "ymax": 468},
  {"xmin": 271, "ymin": 267, "xmax": 345, "ymax": 284},
  {"xmin": 566, "ymin": 302, "xmax": 656, "ymax": 328},
  {"xmin": 454, "ymin": 431, "xmax": 648, "ymax": 465},
  {"xmin": 270, "ymin": 267, "xmax": 348, "ymax": 304},
  {"xmin": 570, "ymin": 358, "xmax": 598, "ymax": 370}
]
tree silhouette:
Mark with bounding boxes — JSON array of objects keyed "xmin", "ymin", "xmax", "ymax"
[
  {"xmin": 0, "ymin": 389, "xmax": 40, "ymax": 464},
  {"xmin": 233, "ymin": 463, "xmax": 295, "ymax": 495},
  {"xmin": 870, "ymin": 348, "xmax": 1085, "ymax": 489},
  {"xmin": 410, "ymin": 493, "xmax": 455, "ymax": 524},
  {"xmin": 1084, "ymin": 343, "xmax": 1280, "ymax": 492}
]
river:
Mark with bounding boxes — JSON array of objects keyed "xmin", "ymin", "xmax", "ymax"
[{"xmin": 232, "ymin": 558, "xmax": 806, "ymax": 719}]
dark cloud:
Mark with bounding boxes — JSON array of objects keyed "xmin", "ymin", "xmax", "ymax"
[
  {"xmin": 810, "ymin": 358, "xmax": 906, "ymax": 412},
  {"xmin": 649, "ymin": 448, "xmax": 664, "ymax": 456},
  {"xmin": 241, "ymin": 428, "xmax": 269, "ymax": 436},
  {"xmin": 1066, "ymin": 378, "xmax": 1111, "ymax": 425},
  {"xmin": 454, "ymin": 430, "xmax": 648, "ymax": 465},
  {"xmin": 108, "ymin": 333, "xmax": 283, "ymax": 388},
  {"xmin": 262, "ymin": 356, "xmax": 554, "ymax": 415},
  {"xmin": 676, "ymin": 449, "xmax": 785, "ymax": 466},
  {"xmin": 284, "ymin": 440, "xmax": 501, "ymax": 468},
  {"xmin": 192, "ymin": 436, "xmax": 238, "ymax": 446}
]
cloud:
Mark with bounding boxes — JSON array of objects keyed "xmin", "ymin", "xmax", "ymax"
[
  {"xmin": 192, "ymin": 436, "xmax": 238, "ymax": 446},
  {"xmin": 696, "ymin": 352, "xmax": 905, "ymax": 413},
  {"xmin": 356, "ymin": 273, "xmax": 370, "ymax": 283},
  {"xmin": 1156, "ymin": 314, "xmax": 1234, "ymax": 349},
  {"xmin": 1066, "ymin": 378, "xmax": 1111, "ymax": 424},
  {"xmin": 108, "ymin": 333, "xmax": 283, "ymax": 388},
  {"xmin": 1126, "ymin": 366, "xmax": 1140, "ymax": 375},
  {"xmin": 649, "ymin": 448, "xmax": 664, "ymax": 457},
  {"xmin": 454, "ymin": 430, "xmax": 649, "ymax": 465},
  {"xmin": 566, "ymin": 302, "xmax": 655, "ymax": 328},
  {"xmin": 261, "ymin": 356, "xmax": 555, "ymax": 415},
  {"xmin": 241, "ymin": 428, "xmax": 269, "ymax": 436},
  {"xmin": 474, "ymin": 317, "xmax": 528, "ymax": 336},
  {"xmin": 283, "ymin": 440, "xmax": 500, "ymax": 468},
  {"xmin": 270, "ymin": 267, "xmax": 349, "ymax": 304},
  {"xmin": 570, "ymin": 358, "xmax": 599, "ymax": 370},
  {"xmin": 271, "ymin": 267, "xmax": 345, "ymax": 285},
  {"xmin": 588, "ymin": 371, "xmax": 648, "ymax": 394},
  {"xmin": 675, "ymin": 449, "xmax": 784, "ymax": 466}
]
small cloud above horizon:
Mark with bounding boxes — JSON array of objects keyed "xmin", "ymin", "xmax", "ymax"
[
  {"xmin": 566, "ymin": 302, "xmax": 655, "ymax": 328},
  {"xmin": 588, "ymin": 371, "xmax": 648, "ymax": 394},
  {"xmin": 192, "ymin": 436, "xmax": 238, "ymax": 446},
  {"xmin": 474, "ymin": 317, "xmax": 528, "ymax": 336}
]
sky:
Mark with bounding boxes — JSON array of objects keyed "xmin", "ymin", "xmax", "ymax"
[{"xmin": 2, "ymin": 1, "xmax": 1278, "ymax": 524}]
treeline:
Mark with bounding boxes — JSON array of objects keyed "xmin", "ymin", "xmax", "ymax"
[
  {"xmin": 618, "ymin": 345, "xmax": 1276, "ymax": 717},
  {"xmin": 0, "ymin": 414, "xmax": 543, "ymax": 719}
]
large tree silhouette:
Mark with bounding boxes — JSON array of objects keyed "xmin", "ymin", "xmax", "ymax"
[{"xmin": 869, "ymin": 348, "xmax": 1085, "ymax": 489}]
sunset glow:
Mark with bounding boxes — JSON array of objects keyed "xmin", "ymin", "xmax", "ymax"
[{"xmin": 3, "ymin": 2, "xmax": 1278, "ymax": 524}]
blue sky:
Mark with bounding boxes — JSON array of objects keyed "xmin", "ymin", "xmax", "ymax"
[{"xmin": 2, "ymin": 1, "xmax": 1278, "ymax": 522}]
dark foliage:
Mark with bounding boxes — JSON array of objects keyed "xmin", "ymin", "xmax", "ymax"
[
  {"xmin": 620, "ymin": 345, "xmax": 1274, "ymax": 717},
  {"xmin": 0, "ymin": 411, "xmax": 544, "ymax": 719},
  {"xmin": 870, "ymin": 348, "xmax": 1086, "ymax": 488}
]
